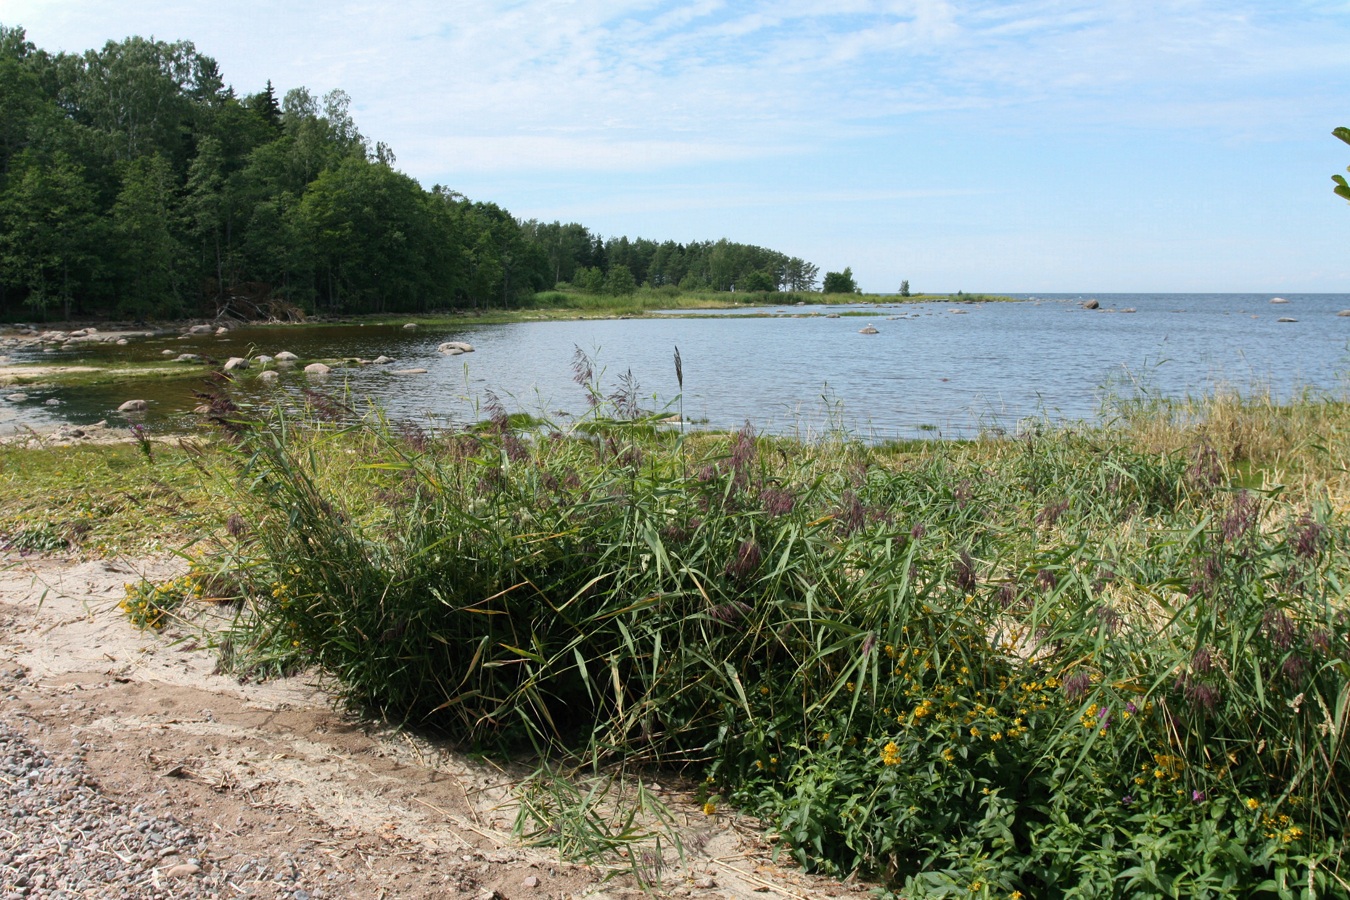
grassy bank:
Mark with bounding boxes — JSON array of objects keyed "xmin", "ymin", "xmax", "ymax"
[{"xmin": 5, "ymin": 386, "xmax": 1349, "ymax": 896}]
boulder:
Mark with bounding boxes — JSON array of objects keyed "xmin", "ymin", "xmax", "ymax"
[
  {"xmin": 373, "ymin": 355, "xmax": 394, "ymax": 364},
  {"xmin": 274, "ymin": 351, "xmax": 299, "ymax": 361},
  {"xmin": 254, "ymin": 354, "xmax": 273, "ymax": 365},
  {"xmin": 188, "ymin": 324, "xmax": 213, "ymax": 335},
  {"xmin": 1277, "ymin": 317, "xmax": 1298, "ymax": 323},
  {"xmin": 215, "ymin": 326, "xmax": 229, "ymax": 335},
  {"xmin": 174, "ymin": 353, "xmax": 201, "ymax": 363},
  {"xmin": 1270, "ymin": 297, "xmax": 1289, "ymax": 304},
  {"xmin": 403, "ymin": 323, "xmax": 418, "ymax": 330},
  {"xmin": 44, "ymin": 398, "xmax": 60, "ymax": 406},
  {"xmin": 859, "ymin": 325, "xmax": 879, "ymax": 334},
  {"xmin": 438, "ymin": 341, "xmax": 475, "ymax": 354},
  {"xmin": 116, "ymin": 338, "xmax": 128, "ymax": 345},
  {"xmin": 161, "ymin": 349, "xmax": 176, "ymax": 356},
  {"xmin": 1338, "ymin": 310, "xmax": 1350, "ymax": 317},
  {"xmin": 117, "ymin": 399, "xmax": 148, "ymax": 412},
  {"xmin": 223, "ymin": 357, "xmax": 249, "ymax": 371},
  {"xmin": 1082, "ymin": 299, "xmax": 1100, "ymax": 309},
  {"xmin": 5, "ymin": 393, "xmax": 28, "ymax": 403},
  {"xmin": 257, "ymin": 370, "xmax": 279, "ymax": 383},
  {"xmin": 303, "ymin": 363, "xmax": 331, "ymax": 376}
]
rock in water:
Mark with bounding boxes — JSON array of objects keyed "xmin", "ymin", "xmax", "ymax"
[
  {"xmin": 303, "ymin": 363, "xmax": 331, "ymax": 375},
  {"xmin": 223, "ymin": 357, "xmax": 249, "ymax": 371},
  {"xmin": 1082, "ymin": 299, "xmax": 1100, "ymax": 309},
  {"xmin": 859, "ymin": 324, "xmax": 879, "ymax": 334},
  {"xmin": 117, "ymin": 400, "xmax": 148, "ymax": 412}
]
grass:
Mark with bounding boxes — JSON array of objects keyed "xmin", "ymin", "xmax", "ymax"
[
  {"xmin": 0, "ymin": 439, "xmax": 218, "ymax": 555},
  {"xmin": 6, "ymin": 377, "xmax": 1350, "ymax": 896}
]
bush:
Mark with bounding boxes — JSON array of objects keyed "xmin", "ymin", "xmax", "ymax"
[{"xmin": 198, "ymin": 391, "xmax": 1350, "ymax": 895}]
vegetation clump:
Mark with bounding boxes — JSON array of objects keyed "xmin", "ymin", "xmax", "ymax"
[{"xmin": 170, "ymin": 382, "xmax": 1350, "ymax": 896}]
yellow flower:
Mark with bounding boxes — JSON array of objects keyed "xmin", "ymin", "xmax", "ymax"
[
  {"xmin": 880, "ymin": 742, "xmax": 902, "ymax": 766},
  {"xmin": 1245, "ymin": 798, "xmax": 1260, "ymax": 810},
  {"xmin": 970, "ymin": 726, "xmax": 981, "ymax": 738},
  {"xmin": 703, "ymin": 800, "xmax": 717, "ymax": 815},
  {"xmin": 942, "ymin": 748, "xmax": 955, "ymax": 762},
  {"xmin": 990, "ymin": 732, "xmax": 1003, "ymax": 742}
]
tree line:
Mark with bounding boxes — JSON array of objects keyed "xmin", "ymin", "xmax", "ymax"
[{"xmin": 0, "ymin": 26, "xmax": 825, "ymax": 321}]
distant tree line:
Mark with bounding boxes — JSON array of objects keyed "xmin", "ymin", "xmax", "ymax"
[{"xmin": 0, "ymin": 25, "xmax": 823, "ymax": 321}]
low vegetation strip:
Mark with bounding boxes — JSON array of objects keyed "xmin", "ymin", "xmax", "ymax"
[{"xmin": 5, "ymin": 387, "xmax": 1350, "ymax": 896}]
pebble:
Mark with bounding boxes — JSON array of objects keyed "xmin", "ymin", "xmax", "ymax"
[{"xmin": 0, "ymin": 720, "xmax": 202, "ymax": 896}]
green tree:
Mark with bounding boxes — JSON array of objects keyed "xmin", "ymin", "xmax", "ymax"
[
  {"xmin": 899, "ymin": 279, "xmax": 911, "ymax": 297},
  {"xmin": 574, "ymin": 266, "xmax": 605, "ymax": 294},
  {"xmin": 822, "ymin": 267, "xmax": 858, "ymax": 294},
  {"xmin": 295, "ymin": 155, "xmax": 438, "ymax": 312},
  {"xmin": 112, "ymin": 153, "xmax": 184, "ymax": 317},
  {"xmin": 1335, "ymin": 127, "xmax": 1350, "ymax": 203},
  {"xmin": 605, "ymin": 263, "xmax": 637, "ymax": 296},
  {"xmin": 0, "ymin": 151, "xmax": 102, "ymax": 319},
  {"xmin": 739, "ymin": 270, "xmax": 775, "ymax": 292}
]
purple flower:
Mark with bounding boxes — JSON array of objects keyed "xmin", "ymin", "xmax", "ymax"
[
  {"xmin": 1122, "ymin": 794, "xmax": 1134, "ymax": 806},
  {"xmin": 761, "ymin": 487, "xmax": 796, "ymax": 517},
  {"xmin": 1063, "ymin": 671, "xmax": 1091, "ymax": 703},
  {"xmin": 1125, "ymin": 701, "xmax": 1137, "ymax": 714},
  {"xmin": 1192, "ymin": 790, "xmax": 1205, "ymax": 803},
  {"xmin": 724, "ymin": 539, "xmax": 762, "ymax": 582}
]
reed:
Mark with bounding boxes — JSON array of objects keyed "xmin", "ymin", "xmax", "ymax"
[{"xmin": 189, "ymin": 384, "xmax": 1350, "ymax": 896}]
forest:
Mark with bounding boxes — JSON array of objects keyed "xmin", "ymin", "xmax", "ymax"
[{"xmin": 0, "ymin": 26, "xmax": 823, "ymax": 322}]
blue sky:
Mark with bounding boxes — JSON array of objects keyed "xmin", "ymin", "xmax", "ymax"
[{"xmin": 6, "ymin": 0, "xmax": 1350, "ymax": 292}]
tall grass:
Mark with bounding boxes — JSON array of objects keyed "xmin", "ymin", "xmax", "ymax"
[{"xmin": 199, "ymin": 385, "xmax": 1350, "ymax": 896}]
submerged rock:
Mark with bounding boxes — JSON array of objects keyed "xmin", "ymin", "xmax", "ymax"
[
  {"xmin": 223, "ymin": 357, "xmax": 249, "ymax": 371},
  {"xmin": 438, "ymin": 341, "xmax": 474, "ymax": 354},
  {"xmin": 257, "ymin": 370, "xmax": 279, "ymax": 383},
  {"xmin": 117, "ymin": 399, "xmax": 148, "ymax": 412},
  {"xmin": 303, "ymin": 363, "xmax": 331, "ymax": 376},
  {"xmin": 274, "ymin": 351, "xmax": 299, "ymax": 362},
  {"xmin": 1278, "ymin": 317, "xmax": 1298, "ymax": 323},
  {"xmin": 1270, "ymin": 297, "xmax": 1289, "ymax": 304}
]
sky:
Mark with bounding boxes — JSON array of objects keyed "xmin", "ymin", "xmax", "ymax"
[{"xmin": 5, "ymin": 0, "xmax": 1350, "ymax": 293}]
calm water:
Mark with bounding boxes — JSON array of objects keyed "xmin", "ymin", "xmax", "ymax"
[{"xmin": 7, "ymin": 293, "xmax": 1350, "ymax": 440}]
